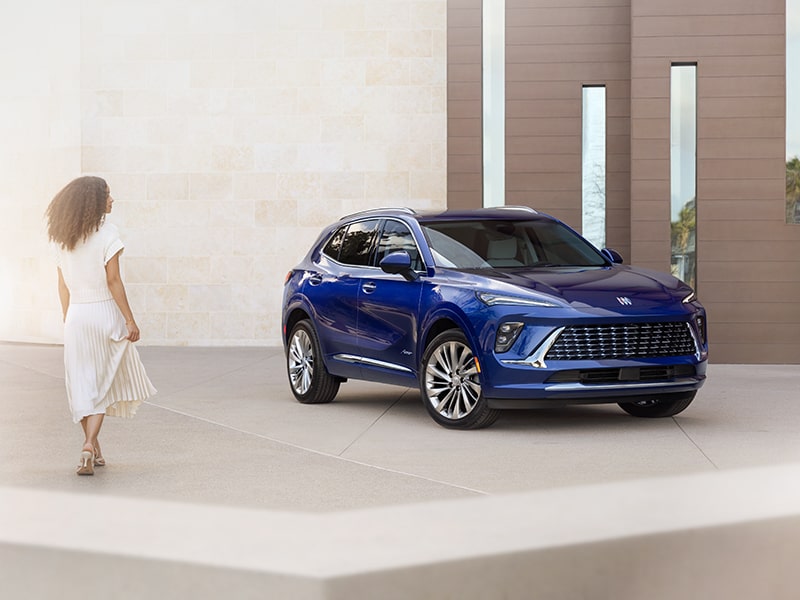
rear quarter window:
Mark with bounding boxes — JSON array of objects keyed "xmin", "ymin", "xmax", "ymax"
[{"xmin": 321, "ymin": 226, "xmax": 345, "ymax": 261}]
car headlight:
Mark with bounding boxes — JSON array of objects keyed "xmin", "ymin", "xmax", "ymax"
[
  {"xmin": 477, "ymin": 292, "xmax": 560, "ymax": 308},
  {"xmin": 682, "ymin": 291, "xmax": 697, "ymax": 303}
]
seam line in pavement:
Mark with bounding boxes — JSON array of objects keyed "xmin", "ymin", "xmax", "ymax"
[
  {"xmin": 336, "ymin": 389, "xmax": 409, "ymax": 458},
  {"xmin": 673, "ymin": 418, "xmax": 719, "ymax": 469},
  {"xmin": 144, "ymin": 400, "xmax": 489, "ymax": 497},
  {"xmin": 0, "ymin": 358, "xmax": 64, "ymax": 381}
]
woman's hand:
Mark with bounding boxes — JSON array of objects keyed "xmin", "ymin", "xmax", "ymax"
[{"xmin": 126, "ymin": 320, "xmax": 140, "ymax": 342}]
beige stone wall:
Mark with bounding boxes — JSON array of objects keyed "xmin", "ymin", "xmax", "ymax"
[
  {"xmin": 0, "ymin": 1, "xmax": 82, "ymax": 343},
  {"xmin": 0, "ymin": 0, "xmax": 447, "ymax": 346}
]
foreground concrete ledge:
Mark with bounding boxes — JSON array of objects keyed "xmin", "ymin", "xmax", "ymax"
[{"xmin": 3, "ymin": 463, "xmax": 800, "ymax": 599}]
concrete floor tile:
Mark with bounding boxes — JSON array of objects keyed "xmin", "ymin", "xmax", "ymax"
[{"xmin": 2, "ymin": 343, "xmax": 799, "ymax": 513}]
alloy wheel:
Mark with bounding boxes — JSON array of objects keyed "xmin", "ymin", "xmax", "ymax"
[
  {"xmin": 424, "ymin": 340, "xmax": 482, "ymax": 420},
  {"xmin": 288, "ymin": 328, "xmax": 314, "ymax": 395}
]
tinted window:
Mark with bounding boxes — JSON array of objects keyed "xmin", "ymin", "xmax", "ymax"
[
  {"xmin": 375, "ymin": 220, "xmax": 423, "ymax": 271},
  {"xmin": 321, "ymin": 226, "xmax": 345, "ymax": 261},
  {"xmin": 422, "ymin": 219, "xmax": 606, "ymax": 269},
  {"xmin": 338, "ymin": 219, "xmax": 380, "ymax": 266}
]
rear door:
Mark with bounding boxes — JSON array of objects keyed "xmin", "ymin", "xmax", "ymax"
[{"xmin": 304, "ymin": 219, "xmax": 380, "ymax": 375}]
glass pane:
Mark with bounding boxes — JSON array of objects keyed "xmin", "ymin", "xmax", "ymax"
[
  {"xmin": 788, "ymin": 0, "xmax": 800, "ymax": 223},
  {"xmin": 422, "ymin": 220, "xmax": 606, "ymax": 269},
  {"xmin": 482, "ymin": 0, "xmax": 505, "ymax": 207},
  {"xmin": 670, "ymin": 65, "xmax": 697, "ymax": 289},
  {"xmin": 339, "ymin": 220, "xmax": 380, "ymax": 266},
  {"xmin": 322, "ymin": 226, "xmax": 345, "ymax": 261},
  {"xmin": 376, "ymin": 220, "xmax": 423, "ymax": 270},
  {"xmin": 582, "ymin": 86, "xmax": 606, "ymax": 249}
]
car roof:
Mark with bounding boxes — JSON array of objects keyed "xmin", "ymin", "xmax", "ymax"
[{"xmin": 339, "ymin": 206, "xmax": 551, "ymax": 223}]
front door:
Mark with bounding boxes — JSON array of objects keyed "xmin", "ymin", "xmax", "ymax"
[{"xmin": 356, "ymin": 219, "xmax": 425, "ymax": 382}]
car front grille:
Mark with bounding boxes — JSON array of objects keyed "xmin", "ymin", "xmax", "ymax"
[{"xmin": 545, "ymin": 322, "xmax": 697, "ymax": 361}]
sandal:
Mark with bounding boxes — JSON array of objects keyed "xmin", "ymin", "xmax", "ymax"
[
  {"xmin": 76, "ymin": 450, "xmax": 95, "ymax": 476},
  {"xmin": 93, "ymin": 447, "xmax": 105, "ymax": 467}
]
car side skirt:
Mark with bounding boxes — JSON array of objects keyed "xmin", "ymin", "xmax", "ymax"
[{"xmin": 333, "ymin": 354, "xmax": 414, "ymax": 374}]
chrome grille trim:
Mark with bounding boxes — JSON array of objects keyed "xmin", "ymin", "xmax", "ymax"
[
  {"xmin": 544, "ymin": 322, "xmax": 697, "ymax": 361},
  {"xmin": 543, "ymin": 379, "xmax": 698, "ymax": 392}
]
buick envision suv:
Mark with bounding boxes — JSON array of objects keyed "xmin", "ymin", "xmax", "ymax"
[{"xmin": 282, "ymin": 207, "xmax": 707, "ymax": 429}]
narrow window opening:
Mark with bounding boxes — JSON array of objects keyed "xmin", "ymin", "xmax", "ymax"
[
  {"xmin": 670, "ymin": 64, "xmax": 697, "ymax": 289},
  {"xmin": 787, "ymin": 0, "xmax": 800, "ymax": 223},
  {"xmin": 482, "ymin": 0, "xmax": 505, "ymax": 207},
  {"xmin": 582, "ymin": 85, "xmax": 606, "ymax": 249}
]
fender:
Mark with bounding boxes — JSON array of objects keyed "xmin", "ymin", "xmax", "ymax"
[{"xmin": 418, "ymin": 303, "xmax": 482, "ymax": 359}]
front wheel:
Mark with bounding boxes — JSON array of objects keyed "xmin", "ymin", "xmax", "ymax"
[
  {"xmin": 618, "ymin": 391, "xmax": 696, "ymax": 418},
  {"xmin": 420, "ymin": 330, "xmax": 499, "ymax": 429},
  {"xmin": 286, "ymin": 319, "xmax": 339, "ymax": 404}
]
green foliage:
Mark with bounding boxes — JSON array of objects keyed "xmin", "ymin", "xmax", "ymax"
[
  {"xmin": 788, "ymin": 157, "xmax": 800, "ymax": 223},
  {"xmin": 671, "ymin": 197, "xmax": 696, "ymax": 253}
]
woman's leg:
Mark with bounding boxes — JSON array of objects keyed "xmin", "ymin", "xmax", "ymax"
[
  {"xmin": 76, "ymin": 414, "xmax": 103, "ymax": 475},
  {"xmin": 80, "ymin": 417, "xmax": 104, "ymax": 463},
  {"xmin": 81, "ymin": 414, "xmax": 105, "ymax": 453}
]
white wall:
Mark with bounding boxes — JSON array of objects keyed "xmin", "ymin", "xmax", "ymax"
[
  {"xmin": 0, "ymin": 0, "xmax": 82, "ymax": 343},
  {"xmin": 0, "ymin": 0, "xmax": 447, "ymax": 346}
]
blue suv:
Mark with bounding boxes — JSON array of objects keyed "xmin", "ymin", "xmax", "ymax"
[{"xmin": 282, "ymin": 207, "xmax": 707, "ymax": 429}]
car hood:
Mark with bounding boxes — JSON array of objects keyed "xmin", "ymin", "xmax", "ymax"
[{"xmin": 479, "ymin": 265, "xmax": 692, "ymax": 314}]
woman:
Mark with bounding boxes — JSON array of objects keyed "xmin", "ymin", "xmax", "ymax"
[{"xmin": 46, "ymin": 176, "xmax": 156, "ymax": 476}]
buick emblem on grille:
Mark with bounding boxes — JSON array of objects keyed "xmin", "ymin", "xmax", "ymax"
[{"xmin": 616, "ymin": 296, "xmax": 633, "ymax": 306}]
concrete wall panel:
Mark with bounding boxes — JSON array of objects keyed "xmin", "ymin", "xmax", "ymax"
[
  {"xmin": 504, "ymin": 0, "xmax": 632, "ymax": 254},
  {"xmin": 447, "ymin": 0, "xmax": 483, "ymax": 209},
  {"xmin": 630, "ymin": 0, "xmax": 798, "ymax": 363}
]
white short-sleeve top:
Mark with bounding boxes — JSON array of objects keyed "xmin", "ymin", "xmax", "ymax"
[{"xmin": 57, "ymin": 220, "xmax": 125, "ymax": 304}]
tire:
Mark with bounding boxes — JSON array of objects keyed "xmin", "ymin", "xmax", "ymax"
[
  {"xmin": 618, "ymin": 391, "xmax": 696, "ymax": 418},
  {"xmin": 286, "ymin": 319, "xmax": 340, "ymax": 404},
  {"xmin": 420, "ymin": 329, "xmax": 499, "ymax": 429}
]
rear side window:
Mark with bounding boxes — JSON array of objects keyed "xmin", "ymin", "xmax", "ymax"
[
  {"xmin": 338, "ymin": 219, "xmax": 380, "ymax": 266},
  {"xmin": 375, "ymin": 220, "xmax": 424, "ymax": 270}
]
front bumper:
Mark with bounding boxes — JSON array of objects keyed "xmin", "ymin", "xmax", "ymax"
[{"xmin": 481, "ymin": 358, "xmax": 707, "ymax": 408}]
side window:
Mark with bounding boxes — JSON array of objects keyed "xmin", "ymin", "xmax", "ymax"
[
  {"xmin": 338, "ymin": 219, "xmax": 380, "ymax": 266},
  {"xmin": 321, "ymin": 226, "xmax": 346, "ymax": 261},
  {"xmin": 375, "ymin": 220, "xmax": 423, "ymax": 270}
]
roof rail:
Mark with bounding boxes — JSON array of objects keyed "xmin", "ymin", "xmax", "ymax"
[
  {"xmin": 495, "ymin": 205, "xmax": 538, "ymax": 214},
  {"xmin": 339, "ymin": 207, "xmax": 417, "ymax": 220}
]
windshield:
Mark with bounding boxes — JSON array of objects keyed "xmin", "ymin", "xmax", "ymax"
[{"xmin": 421, "ymin": 219, "xmax": 607, "ymax": 270}]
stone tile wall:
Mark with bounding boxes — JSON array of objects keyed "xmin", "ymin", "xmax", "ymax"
[
  {"xmin": 0, "ymin": 1, "xmax": 82, "ymax": 344},
  {"xmin": 0, "ymin": 0, "xmax": 447, "ymax": 346}
]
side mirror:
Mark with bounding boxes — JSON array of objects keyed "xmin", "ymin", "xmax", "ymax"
[
  {"xmin": 601, "ymin": 248, "xmax": 624, "ymax": 264},
  {"xmin": 379, "ymin": 251, "xmax": 417, "ymax": 281}
]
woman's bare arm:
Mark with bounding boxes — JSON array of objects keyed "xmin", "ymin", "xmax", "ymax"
[
  {"xmin": 105, "ymin": 251, "xmax": 140, "ymax": 342},
  {"xmin": 57, "ymin": 268, "xmax": 70, "ymax": 321}
]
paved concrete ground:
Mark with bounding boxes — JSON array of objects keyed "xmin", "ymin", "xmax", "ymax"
[{"xmin": 2, "ymin": 342, "xmax": 799, "ymax": 512}]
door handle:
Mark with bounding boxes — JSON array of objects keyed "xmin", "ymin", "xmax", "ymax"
[
  {"xmin": 361, "ymin": 282, "xmax": 377, "ymax": 294},
  {"xmin": 308, "ymin": 274, "xmax": 323, "ymax": 286}
]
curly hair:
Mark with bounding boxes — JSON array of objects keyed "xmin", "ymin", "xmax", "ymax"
[{"xmin": 46, "ymin": 176, "xmax": 109, "ymax": 250}]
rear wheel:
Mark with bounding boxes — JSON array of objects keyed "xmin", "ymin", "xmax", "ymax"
[
  {"xmin": 420, "ymin": 330, "xmax": 499, "ymax": 429},
  {"xmin": 618, "ymin": 391, "xmax": 696, "ymax": 418},
  {"xmin": 286, "ymin": 319, "xmax": 339, "ymax": 404}
]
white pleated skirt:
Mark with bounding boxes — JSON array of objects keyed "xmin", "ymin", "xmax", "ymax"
[{"xmin": 64, "ymin": 299, "xmax": 156, "ymax": 424}]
